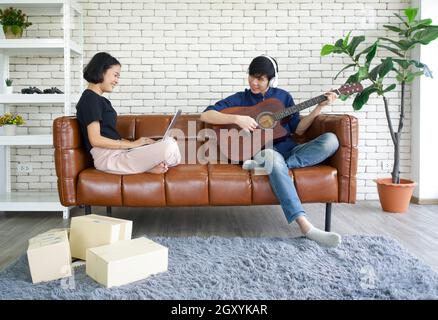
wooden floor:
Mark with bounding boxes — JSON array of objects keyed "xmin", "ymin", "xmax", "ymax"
[{"xmin": 1, "ymin": 201, "xmax": 438, "ymax": 272}]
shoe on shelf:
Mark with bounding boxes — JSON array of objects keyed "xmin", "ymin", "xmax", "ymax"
[
  {"xmin": 32, "ymin": 87, "xmax": 43, "ymax": 94},
  {"xmin": 21, "ymin": 87, "xmax": 33, "ymax": 94},
  {"xmin": 43, "ymin": 87, "xmax": 63, "ymax": 94}
]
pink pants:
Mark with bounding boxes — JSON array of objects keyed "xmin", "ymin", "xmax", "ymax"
[{"xmin": 90, "ymin": 138, "xmax": 181, "ymax": 175}]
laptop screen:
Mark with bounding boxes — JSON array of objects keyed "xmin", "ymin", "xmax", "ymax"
[{"xmin": 162, "ymin": 109, "xmax": 182, "ymax": 139}]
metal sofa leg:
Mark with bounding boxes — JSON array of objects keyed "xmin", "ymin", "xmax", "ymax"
[
  {"xmin": 84, "ymin": 205, "xmax": 91, "ymax": 215},
  {"xmin": 325, "ymin": 203, "xmax": 332, "ymax": 232},
  {"xmin": 106, "ymin": 206, "xmax": 112, "ymax": 217}
]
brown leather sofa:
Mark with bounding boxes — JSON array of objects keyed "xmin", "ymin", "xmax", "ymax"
[{"xmin": 53, "ymin": 114, "xmax": 358, "ymax": 231}]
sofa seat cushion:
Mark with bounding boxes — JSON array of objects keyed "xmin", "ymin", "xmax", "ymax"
[
  {"xmin": 208, "ymin": 164, "xmax": 252, "ymax": 205},
  {"xmin": 77, "ymin": 168, "xmax": 122, "ymax": 206},
  {"xmin": 251, "ymin": 165, "xmax": 338, "ymax": 205},
  {"xmin": 165, "ymin": 164, "xmax": 209, "ymax": 206},
  {"xmin": 292, "ymin": 165, "xmax": 338, "ymax": 203},
  {"xmin": 251, "ymin": 168, "xmax": 294, "ymax": 205},
  {"xmin": 122, "ymin": 173, "xmax": 165, "ymax": 207}
]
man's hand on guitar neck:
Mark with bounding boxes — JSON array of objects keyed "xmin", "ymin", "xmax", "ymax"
[
  {"xmin": 234, "ymin": 115, "xmax": 259, "ymax": 132},
  {"xmin": 295, "ymin": 91, "xmax": 338, "ymax": 136},
  {"xmin": 316, "ymin": 91, "xmax": 338, "ymax": 109}
]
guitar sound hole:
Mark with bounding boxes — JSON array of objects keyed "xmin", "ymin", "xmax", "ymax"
[{"xmin": 258, "ymin": 114, "xmax": 275, "ymax": 129}]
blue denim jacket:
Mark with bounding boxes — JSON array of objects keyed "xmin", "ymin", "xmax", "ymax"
[{"xmin": 203, "ymin": 87, "xmax": 300, "ymax": 156}]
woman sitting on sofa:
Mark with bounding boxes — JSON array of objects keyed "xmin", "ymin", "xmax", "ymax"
[{"xmin": 76, "ymin": 52, "xmax": 181, "ymax": 175}]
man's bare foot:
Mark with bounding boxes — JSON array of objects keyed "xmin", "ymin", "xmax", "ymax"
[{"xmin": 147, "ymin": 162, "xmax": 168, "ymax": 174}]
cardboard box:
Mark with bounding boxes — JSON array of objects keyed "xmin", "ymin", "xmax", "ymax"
[
  {"xmin": 27, "ymin": 229, "xmax": 72, "ymax": 284},
  {"xmin": 69, "ymin": 214, "xmax": 132, "ymax": 260},
  {"xmin": 86, "ymin": 237, "xmax": 168, "ymax": 288}
]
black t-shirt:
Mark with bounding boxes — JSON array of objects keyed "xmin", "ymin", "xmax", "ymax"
[{"xmin": 75, "ymin": 89, "xmax": 121, "ymax": 152}]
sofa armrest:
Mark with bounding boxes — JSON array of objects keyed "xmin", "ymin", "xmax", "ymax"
[
  {"xmin": 300, "ymin": 114, "xmax": 358, "ymax": 203},
  {"xmin": 53, "ymin": 116, "xmax": 93, "ymax": 206}
]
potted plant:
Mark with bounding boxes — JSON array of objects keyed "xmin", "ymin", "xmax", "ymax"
[
  {"xmin": 4, "ymin": 78, "xmax": 13, "ymax": 94},
  {"xmin": 0, "ymin": 112, "xmax": 25, "ymax": 136},
  {"xmin": 0, "ymin": 7, "xmax": 32, "ymax": 39},
  {"xmin": 320, "ymin": 8, "xmax": 438, "ymax": 213}
]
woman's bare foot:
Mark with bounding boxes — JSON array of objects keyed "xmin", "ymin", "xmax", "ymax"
[{"xmin": 147, "ymin": 162, "xmax": 168, "ymax": 174}]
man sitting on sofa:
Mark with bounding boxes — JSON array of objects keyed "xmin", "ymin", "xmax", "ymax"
[{"xmin": 200, "ymin": 55, "xmax": 341, "ymax": 248}]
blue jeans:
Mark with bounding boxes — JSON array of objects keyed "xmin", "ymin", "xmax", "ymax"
[{"xmin": 253, "ymin": 132, "xmax": 339, "ymax": 223}]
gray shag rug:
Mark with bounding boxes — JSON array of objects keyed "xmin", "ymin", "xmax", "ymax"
[{"xmin": 1, "ymin": 235, "xmax": 437, "ymax": 300}]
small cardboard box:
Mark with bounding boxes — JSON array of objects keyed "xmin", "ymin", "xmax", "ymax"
[
  {"xmin": 86, "ymin": 237, "xmax": 168, "ymax": 288},
  {"xmin": 69, "ymin": 214, "xmax": 132, "ymax": 260},
  {"xmin": 27, "ymin": 229, "xmax": 72, "ymax": 284}
]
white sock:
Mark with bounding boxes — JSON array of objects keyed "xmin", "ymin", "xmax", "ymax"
[
  {"xmin": 305, "ymin": 226, "xmax": 341, "ymax": 248},
  {"xmin": 242, "ymin": 160, "xmax": 262, "ymax": 170}
]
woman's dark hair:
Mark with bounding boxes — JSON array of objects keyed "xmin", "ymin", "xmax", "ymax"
[
  {"xmin": 83, "ymin": 52, "xmax": 121, "ymax": 84},
  {"xmin": 248, "ymin": 56, "xmax": 278, "ymax": 80}
]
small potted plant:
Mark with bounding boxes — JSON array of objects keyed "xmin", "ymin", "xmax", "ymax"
[
  {"xmin": 0, "ymin": 112, "xmax": 25, "ymax": 136},
  {"xmin": 0, "ymin": 7, "xmax": 32, "ymax": 39},
  {"xmin": 5, "ymin": 78, "xmax": 13, "ymax": 94}
]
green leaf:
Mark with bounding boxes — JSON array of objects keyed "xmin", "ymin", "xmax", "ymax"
[
  {"xmin": 396, "ymin": 74, "xmax": 404, "ymax": 82},
  {"xmin": 335, "ymin": 38, "xmax": 344, "ymax": 49},
  {"xmin": 404, "ymin": 8, "xmax": 418, "ymax": 24},
  {"xmin": 413, "ymin": 26, "xmax": 438, "ymax": 45},
  {"xmin": 352, "ymin": 85, "xmax": 378, "ymax": 110},
  {"xmin": 343, "ymin": 31, "xmax": 352, "ymax": 47},
  {"xmin": 333, "ymin": 63, "xmax": 356, "ymax": 80},
  {"xmin": 383, "ymin": 84, "xmax": 396, "ymax": 93},
  {"xmin": 409, "ymin": 60, "xmax": 433, "ymax": 78},
  {"xmin": 369, "ymin": 64, "xmax": 382, "ymax": 81},
  {"xmin": 398, "ymin": 39, "xmax": 416, "ymax": 50},
  {"xmin": 408, "ymin": 19, "xmax": 433, "ymax": 35},
  {"xmin": 393, "ymin": 59, "xmax": 434, "ymax": 77},
  {"xmin": 378, "ymin": 44, "xmax": 404, "ymax": 57},
  {"xmin": 393, "ymin": 59, "xmax": 410, "ymax": 69},
  {"xmin": 394, "ymin": 13, "xmax": 410, "ymax": 28},
  {"xmin": 321, "ymin": 44, "xmax": 335, "ymax": 56},
  {"xmin": 383, "ymin": 25, "xmax": 402, "ymax": 33},
  {"xmin": 365, "ymin": 41, "xmax": 378, "ymax": 67},
  {"xmin": 345, "ymin": 73, "xmax": 359, "ymax": 84},
  {"xmin": 347, "ymin": 36, "xmax": 365, "ymax": 56},
  {"xmin": 379, "ymin": 57, "xmax": 393, "ymax": 78},
  {"xmin": 379, "ymin": 37, "xmax": 407, "ymax": 50},
  {"xmin": 405, "ymin": 71, "xmax": 424, "ymax": 83},
  {"xmin": 354, "ymin": 43, "xmax": 375, "ymax": 61},
  {"xmin": 416, "ymin": 19, "xmax": 432, "ymax": 26},
  {"xmin": 358, "ymin": 66, "xmax": 368, "ymax": 80},
  {"xmin": 340, "ymin": 94, "xmax": 349, "ymax": 101}
]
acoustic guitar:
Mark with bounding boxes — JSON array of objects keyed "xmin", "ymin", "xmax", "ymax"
[{"xmin": 211, "ymin": 83, "xmax": 363, "ymax": 162}]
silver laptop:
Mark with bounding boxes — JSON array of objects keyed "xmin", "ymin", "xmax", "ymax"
[
  {"xmin": 128, "ymin": 110, "xmax": 182, "ymax": 151},
  {"xmin": 162, "ymin": 109, "xmax": 182, "ymax": 139}
]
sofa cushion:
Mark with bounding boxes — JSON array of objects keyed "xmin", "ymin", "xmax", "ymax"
[
  {"xmin": 165, "ymin": 164, "xmax": 209, "ymax": 206},
  {"xmin": 77, "ymin": 169, "xmax": 122, "ymax": 206},
  {"xmin": 122, "ymin": 173, "xmax": 166, "ymax": 207},
  {"xmin": 251, "ymin": 169, "xmax": 294, "ymax": 205},
  {"xmin": 135, "ymin": 115, "xmax": 171, "ymax": 138},
  {"xmin": 208, "ymin": 164, "xmax": 252, "ymax": 205},
  {"xmin": 292, "ymin": 165, "xmax": 338, "ymax": 203}
]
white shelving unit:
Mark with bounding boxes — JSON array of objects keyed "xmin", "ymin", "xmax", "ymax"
[{"xmin": 0, "ymin": 0, "xmax": 83, "ymax": 219}]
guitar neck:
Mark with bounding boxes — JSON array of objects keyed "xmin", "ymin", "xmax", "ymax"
[{"xmin": 273, "ymin": 94, "xmax": 328, "ymax": 120}]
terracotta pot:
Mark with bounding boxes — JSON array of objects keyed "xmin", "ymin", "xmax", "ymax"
[
  {"xmin": 374, "ymin": 178, "xmax": 417, "ymax": 213},
  {"xmin": 3, "ymin": 25, "xmax": 23, "ymax": 39}
]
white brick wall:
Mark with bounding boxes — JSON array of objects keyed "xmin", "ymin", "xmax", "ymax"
[{"xmin": 9, "ymin": 0, "xmax": 413, "ymax": 200}]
